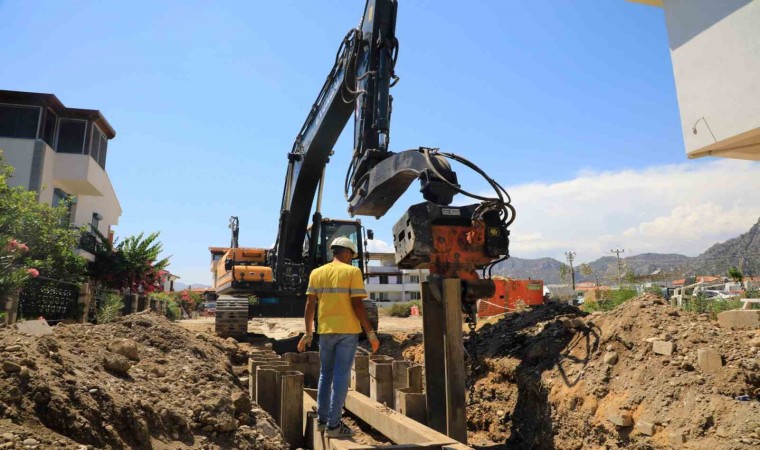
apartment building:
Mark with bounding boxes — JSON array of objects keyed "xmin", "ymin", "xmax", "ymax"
[
  {"xmin": 0, "ymin": 90, "xmax": 122, "ymax": 260},
  {"xmin": 365, "ymin": 252, "xmax": 429, "ymax": 303},
  {"xmin": 629, "ymin": 0, "xmax": 760, "ymax": 160}
]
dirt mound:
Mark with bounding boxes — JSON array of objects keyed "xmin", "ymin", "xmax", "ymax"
[
  {"xmin": 465, "ymin": 294, "xmax": 760, "ymax": 449},
  {"xmin": 0, "ymin": 312, "xmax": 287, "ymax": 449}
]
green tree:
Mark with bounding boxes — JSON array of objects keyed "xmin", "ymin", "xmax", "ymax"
[
  {"xmin": 0, "ymin": 151, "xmax": 86, "ymax": 284},
  {"xmin": 728, "ymin": 266, "xmax": 743, "ymax": 283},
  {"xmin": 559, "ymin": 263, "xmax": 570, "ymax": 284},
  {"xmin": 89, "ymin": 229, "xmax": 170, "ymax": 293},
  {"xmin": 580, "ymin": 263, "xmax": 594, "ymax": 282}
]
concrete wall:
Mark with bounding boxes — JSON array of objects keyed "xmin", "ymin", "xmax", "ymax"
[
  {"xmin": 0, "ymin": 138, "xmax": 35, "ymax": 189},
  {"xmin": 662, "ymin": 0, "xmax": 760, "ymax": 160}
]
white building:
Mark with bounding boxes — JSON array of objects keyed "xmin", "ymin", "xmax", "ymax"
[
  {"xmin": 0, "ymin": 90, "xmax": 122, "ymax": 260},
  {"xmin": 629, "ymin": 0, "xmax": 760, "ymax": 160},
  {"xmin": 365, "ymin": 252, "xmax": 429, "ymax": 303}
]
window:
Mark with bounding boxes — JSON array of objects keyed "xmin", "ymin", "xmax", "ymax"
[
  {"xmin": 91, "ymin": 212, "xmax": 102, "ymax": 232},
  {"xmin": 43, "ymin": 110, "xmax": 57, "ymax": 146},
  {"xmin": 56, "ymin": 119, "xmax": 87, "ymax": 154},
  {"xmin": 409, "ymin": 275, "xmax": 420, "ymax": 284},
  {"xmin": 52, "ymin": 188, "xmax": 73, "ymax": 226},
  {"xmin": 90, "ymin": 124, "xmax": 108, "ymax": 168},
  {"xmin": 369, "ymin": 293, "xmax": 376, "ymax": 300},
  {"xmin": 409, "ymin": 291, "xmax": 421, "ymax": 300},
  {"xmin": 0, "ymin": 104, "xmax": 40, "ymax": 139},
  {"xmin": 396, "ymin": 275, "xmax": 402, "ymax": 284},
  {"xmin": 378, "ymin": 292, "xmax": 389, "ymax": 301},
  {"xmin": 379, "ymin": 275, "xmax": 389, "ymax": 285}
]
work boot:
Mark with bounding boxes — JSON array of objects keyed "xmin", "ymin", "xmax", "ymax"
[{"xmin": 325, "ymin": 421, "xmax": 355, "ymax": 438}]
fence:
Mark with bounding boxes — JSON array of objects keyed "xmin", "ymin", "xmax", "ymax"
[
  {"xmin": 4, "ymin": 280, "xmax": 171, "ymax": 327},
  {"xmin": 88, "ymin": 287, "xmax": 122, "ymax": 322},
  {"xmin": 17, "ymin": 276, "xmax": 80, "ymax": 324}
]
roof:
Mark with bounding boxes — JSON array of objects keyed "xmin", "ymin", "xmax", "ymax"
[
  {"xmin": 209, "ymin": 247, "xmax": 229, "ymax": 254},
  {"xmin": 0, "ymin": 90, "xmax": 116, "ymax": 138},
  {"xmin": 672, "ymin": 276, "xmax": 723, "ymax": 286}
]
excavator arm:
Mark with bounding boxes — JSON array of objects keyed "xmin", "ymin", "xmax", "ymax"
[{"xmin": 273, "ymin": 0, "xmax": 460, "ymax": 288}]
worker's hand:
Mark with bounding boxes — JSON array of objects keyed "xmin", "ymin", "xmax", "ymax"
[
  {"xmin": 297, "ymin": 332, "xmax": 313, "ymax": 352},
  {"xmin": 367, "ymin": 330, "xmax": 380, "ymax": 354}
]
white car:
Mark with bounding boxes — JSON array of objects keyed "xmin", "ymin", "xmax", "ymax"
[{"xmin": 702, "ymin": 290, "xmax": 732, "ymax": 300}]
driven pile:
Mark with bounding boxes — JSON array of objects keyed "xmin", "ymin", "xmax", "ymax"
[
  {"xmin": 465, "ymin": 294, "xmax": 760, "ymax": 449},
  {"xmin": 0, "ymin": 312, "xmax": 287, "ymax": 450}
]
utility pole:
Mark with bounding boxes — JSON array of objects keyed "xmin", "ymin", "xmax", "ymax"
[
  {"xmin": 611, "ymin": 249, "xmax": 625, "ymax": 287},
  {"xmin": 565, "ymin": 251, "xmax": 576, "ymax": 290}
]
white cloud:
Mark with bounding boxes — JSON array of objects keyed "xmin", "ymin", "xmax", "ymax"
[
  {"xmin": 366, "ymin": 239, "xmax": 394, "ymax": 253},
  {"xmin": 501, "ymin": 159, "xmax": 760, "ymax": 261}
]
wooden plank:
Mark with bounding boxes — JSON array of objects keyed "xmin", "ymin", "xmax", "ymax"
[
  {"xmin": 279, "ymin": 371, "xmax": 304, "ymax": 448},
  {"xmin": 331, "ymin": 441, "xmax": 443, "ymax": 450},
  {"xmin": 421, "ymin": 281, "xmax": 446, "ymax": 433},
  {"xmin": 343, "ymin": 391, "xmax": 470, "ymax": 448},
  {"xmin": 442, "ymin": 279, "xmax": 467, "ymax": 444}
]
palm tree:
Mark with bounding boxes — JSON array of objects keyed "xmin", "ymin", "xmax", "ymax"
[{"xmin": 89, "ymin": 229, "xmax": 170, "ymax": 293}]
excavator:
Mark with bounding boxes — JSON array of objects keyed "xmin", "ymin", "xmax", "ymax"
[{"xmin": 211, "ymin": 0, "xmax": 516, "ymax": 362}]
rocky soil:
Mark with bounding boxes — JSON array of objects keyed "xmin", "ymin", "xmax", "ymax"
[
  {"xmin": 0, "ymin": 312, "xmax": 287, "ymax": 450},
  {"xmin": 464, "ymin": 294, "xmax": 760, "ymax": 449}
]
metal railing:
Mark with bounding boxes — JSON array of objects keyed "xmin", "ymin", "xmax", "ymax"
[{"xmin": 78, "ymin": 230, "xmax": 97, "ymax": 254}]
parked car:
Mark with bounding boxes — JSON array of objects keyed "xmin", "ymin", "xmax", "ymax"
[
  {"xmin": 200, "ymin": 301, "xmax": 217, "ymax": 316},
  {"xmin": 701, "ymin": 290, "xmax": 732, "ymax": 300}
]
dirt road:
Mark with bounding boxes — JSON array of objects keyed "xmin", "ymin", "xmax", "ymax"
[{"xmin": 178, "ymin": 315, "xmax": 423, "ymax": 339}]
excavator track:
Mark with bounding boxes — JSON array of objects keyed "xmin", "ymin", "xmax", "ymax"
[{"xmin": 215, "ymin": 295, "xmax": 249, "ymax": 339}]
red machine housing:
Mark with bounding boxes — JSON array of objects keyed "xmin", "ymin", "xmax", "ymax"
[{"xmin": 477, "ymin": 279, "xmax": 544, "ymax": 318}]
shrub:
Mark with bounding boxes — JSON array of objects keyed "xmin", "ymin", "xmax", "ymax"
[
  {"xmin": 582, "ymin": 288, "xmax": 637, "ymax": 312},
  {"xmin": 165, "ymin": 299, "xmax": 181, "ymax": 321},
  {"xmin": 149, "ymin": 292, "xmax": 180, "ymax": 321},
  {"xmin": 0, "ymin": 152, "xmax": 86, "ymax": 284},
  {"xmin": 389, "ymin": 303, "xmax": 411, "ymax": 317},
  {"xmin": 96, "ymin": 293, "xmax": 124, "ymax": 324},
  {"xmin": 683, "ymin": 293, "xmax": 743, "ymax": 318},
  {"xmin": 388, "ymin": 301, "xmax": 422, "ymax": 317},
  {"xmin": 643, "ymin": 286, "xmax": 664, "ymax": 297}
]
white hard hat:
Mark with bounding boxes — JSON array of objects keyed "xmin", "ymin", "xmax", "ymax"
[{"xmin": 331, "ymin": 237, "xmax": 357, "ymax": 256}]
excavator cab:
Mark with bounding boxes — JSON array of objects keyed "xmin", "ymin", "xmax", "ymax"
[{"xmin": 304, "ymin": 218, "xmax": 365, "ymax": 272}]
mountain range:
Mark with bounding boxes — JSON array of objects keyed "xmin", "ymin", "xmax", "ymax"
[{"xmin": 493, "ymin": 217, "xmax": 760, "ymax": 285}]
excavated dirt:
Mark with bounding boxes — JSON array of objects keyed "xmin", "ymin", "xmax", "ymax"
[
  {"xmin": 0, "ymin": 312, "xmax": 287, "ymax": 450},
  {"xmin": 386, "ymin": 295, "xmax": 760, "ymax": 449},
  {"xmin": 464, "ymin": 294, "xmax": 760, "ymax": 449}
]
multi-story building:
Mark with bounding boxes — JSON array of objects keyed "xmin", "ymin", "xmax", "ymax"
[
  {"xmin": 629, "ymin": 0, "xmax": 760, "ymax": 160},
  {"xmin": 0, "ymin": 90, "xmax": 122, "ymax": 260},
  {"xmin": 365, "ymin": 252, "xmax": 429, "ymax": 303}
]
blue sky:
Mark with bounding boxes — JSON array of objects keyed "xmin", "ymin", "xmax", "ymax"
[{"xmin": 3, "ymin": 1, "xmax": 757, "ymax": 285}]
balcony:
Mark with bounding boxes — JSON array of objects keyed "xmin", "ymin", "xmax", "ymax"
[
  {"xmin": 74, "ymin": 230, "xmax": 97, "ymax": 262},
  {"xmin": 53, "ymin": 153, "xmax": 107, "ymax": 196}
]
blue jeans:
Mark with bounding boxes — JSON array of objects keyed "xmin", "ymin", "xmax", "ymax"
[{"xmin": 317, "ymin": 333, "xmax": 359, "ymax": 428}]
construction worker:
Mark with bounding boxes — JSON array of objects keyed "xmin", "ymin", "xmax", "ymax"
[{"xmin": 297, "ymin": 236, "xmax": 380, "ymax": 438}]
